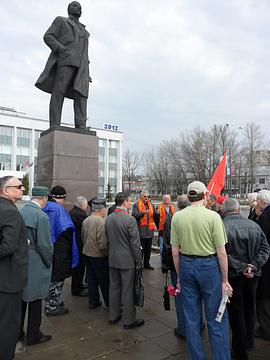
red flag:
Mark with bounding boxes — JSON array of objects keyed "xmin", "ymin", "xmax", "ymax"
[{"xmin": 207, "ymin": 152, "xmax": 227, "ymax": 198}]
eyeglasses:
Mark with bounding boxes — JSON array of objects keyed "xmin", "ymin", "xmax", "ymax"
[
  {"xmin": 143, "ymin": 196, "xmax": 149, "ymax": 199},
  {"xmin": 5, "ymin": 184, "xmax": 24, "ymax": 190}
]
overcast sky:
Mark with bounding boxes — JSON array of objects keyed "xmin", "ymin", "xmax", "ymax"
[{"xmin": 1, "ymin": 0, "xmax": 270, "ymax": 151}]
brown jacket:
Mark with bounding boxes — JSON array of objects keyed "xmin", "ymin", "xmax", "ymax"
[{"xmin": 82, "ymin": 215, "xmax": 107, "ymax": 258}]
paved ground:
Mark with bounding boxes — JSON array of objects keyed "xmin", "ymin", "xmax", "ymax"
[{"xmin": 16, "ymin": 254, "xmax": 270, "ymax": 360}]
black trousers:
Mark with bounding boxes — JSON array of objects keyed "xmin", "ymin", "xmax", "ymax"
[
  {"xmin": 20, "ymin": 299, "xmax": 42, "ymax": 344},
  {"xmin": 141, "ymin": 238, "xmax": 152, "ymax": 267},
  {"xmin": 72, "ymin": 253, "xmax": 86, "ymax": 295},
  {"xmin": 227, "ymin": 276, "xmax": 258, "ymax": 360},
  {"xmin": 49, "ymin": 65, "xmax": 87, "ymax": 128},
  {"xmin": 0, "ymin": 291, "xmax": 22, "ymax": 360},
  {"xmin": 86, "ymin": 256, "xmax": 109, "ymax": 306}
]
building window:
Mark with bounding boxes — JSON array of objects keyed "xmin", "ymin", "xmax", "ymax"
[
  {"xmin": 16, "ymin": 128, "xmax": 31, "ymax": 170},
  {"xmin": 259, "ymin": 178, "xmax": 266, "ymax": 184},
  {"xmin": 109, "ymin": 140, "xmax": 119, "ymax": 149},
  {"xmin": 0, "ymin": 126, "xmax": 12, "ymax": 170}
]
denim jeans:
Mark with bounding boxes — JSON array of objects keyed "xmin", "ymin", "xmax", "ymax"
[
  {"xmin": 180, "ymin": 256, "xmax": 230, "ymax": 360},
  {"xmin": 171, "ymin": 269, "xmax": 185, "ymax": 336},
  {"xmin": 159, "ymin": 235, "xmax": 164, "ymax": 262}
]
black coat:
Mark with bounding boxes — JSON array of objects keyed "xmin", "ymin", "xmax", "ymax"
[
  {"xmin": 0, "ymin": 197, "xmax": 28, "ymax": 293},
  {"xmin": 69, "ymin": 205, "xmax": 87, "ymax": 252},
  {"xmin": 255, "ymin": 205, "xmax": 270, "ymax": 299}
]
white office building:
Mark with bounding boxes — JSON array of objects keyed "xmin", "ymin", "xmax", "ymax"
[{"xmin": 0, "ymin": 108, "xmax": 123, "ymax": 197}]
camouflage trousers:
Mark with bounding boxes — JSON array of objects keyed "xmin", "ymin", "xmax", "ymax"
[{"xmin": 45, "ymin": 281, "xmax": 64, "ymax": 312}]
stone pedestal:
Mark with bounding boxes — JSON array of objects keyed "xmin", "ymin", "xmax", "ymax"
[{"xmin": 36, "ymin": 126, "xmax": 98, "ymax": 209}]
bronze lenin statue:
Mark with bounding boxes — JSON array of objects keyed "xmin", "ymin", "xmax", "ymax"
[{"xmin": 35, "ymin": 1, "xmax": 91, "ymax": 129}]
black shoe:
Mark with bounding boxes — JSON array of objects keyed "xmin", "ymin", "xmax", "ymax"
[
  {"xmin": 254, "ymin": 328, "xmax": 270, "ymax": 340},
  {"xmin": 89, "ymin": 301, "xmax": 102, "ymax": 309},
  {"xmin": 144, "ymin": 265, "xmax": 154, "ymax": 270},
  {"xmin": 109, "ymin": 315, "xmax": 122, "ymax": 325},
  {"xmin": 26, "ymin": 334, "xmax": 52, "ymax": 346},
  {"xmin": 173, "ymin": 327, "xmax": 186, "ymax": 340},
  {"xmin": 72, "ymin": 289, "xmax": 88, "ymax": 297},
  {"xmin": 45, "ymin": 306, "xmax": 69, "ymax": 317},
  {"xmin": 123, "ymin": 319, "xmax": 145, "ymax": 329}
]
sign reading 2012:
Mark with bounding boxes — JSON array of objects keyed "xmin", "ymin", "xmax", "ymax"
[{"xmin": 103, "ymin": 123, "xmax": 119, "ymax": 131}]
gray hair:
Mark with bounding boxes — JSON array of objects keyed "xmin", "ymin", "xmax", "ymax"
[
  {"xmin": 221, "ymin": 198, "xmax": 240, "ymax": 214},
  {"xmin": 257, "ymin": 190, "xmax": 270, "ymax": 204},
  {"xmin": 0, "ymin": 176, "xmax": 14, "ymax": 190},
  {"xmin": 140, "ymin": 190, "xmax": 149, "ymax": 196},
  {"xmin": 177, "ymin": 195, "xmax": 191, "ymax": 210},
  {"xmin": 247, "ymin": 192, "xmax": 258, "ymax": 202},
  {"xmin": 74, "ymin": 196, "xmax": 88, "ymax": 208}
]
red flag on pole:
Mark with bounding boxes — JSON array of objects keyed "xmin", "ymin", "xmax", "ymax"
[{"xmin": 207, "ymin": 152, "xmax": 227, "ymax": 198}]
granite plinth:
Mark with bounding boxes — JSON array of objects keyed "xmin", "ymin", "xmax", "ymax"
[{"xmin": 36, "ymin": 128, "xmax": 98, "ymax": 208}]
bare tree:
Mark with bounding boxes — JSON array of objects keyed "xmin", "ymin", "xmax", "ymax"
[
  {"xmin": 241, "ymin": 122, "xmax": 264, "ymax": 192},
  {"xmin": 122, "ymin": 150, "xmax": 144, "ymax": 191}
]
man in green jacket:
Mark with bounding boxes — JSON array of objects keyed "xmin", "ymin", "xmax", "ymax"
[{"xmin": 20, "ymin": 186, "xmax": 53, "ymax": 346}]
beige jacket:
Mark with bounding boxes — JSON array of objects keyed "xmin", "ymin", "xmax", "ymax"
[{"xmin": 82, "ymin": 215, "xmax": 108, "ymax": 258}]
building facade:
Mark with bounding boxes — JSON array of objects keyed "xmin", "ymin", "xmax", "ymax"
[{"xmin": 0, "ymin": 108, "xmax": 123, "ymax": 198}]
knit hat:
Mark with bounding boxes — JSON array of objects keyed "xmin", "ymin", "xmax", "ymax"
[
  {"xmin": 51, "ymin": 185, "xmax": 67, "ymax": 199},
  {"xmin": 32, "ymin": 186, "xmax": 50, "ymax": 197}
]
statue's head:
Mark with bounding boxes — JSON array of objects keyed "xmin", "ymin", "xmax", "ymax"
[{"xmin": 68, "ymin": 1, "xmax": 82, "ymax": 18}]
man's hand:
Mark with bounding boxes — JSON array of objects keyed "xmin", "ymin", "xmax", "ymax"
[
  {"xmin": 222, "ymin": 281, "xmax": 233, "ymax": 299},
  {"xmin": 176, "ymin": 279, "xmax": 181, "ymax": 294},
  {"xmin": 244, "ymin": 264, "xmax": 254, "ymax": 278}
]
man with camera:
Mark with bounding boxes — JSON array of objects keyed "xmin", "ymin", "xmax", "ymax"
[{"xmin": 222, "ymin": 198, "xmax": 270, "ymax": 359}]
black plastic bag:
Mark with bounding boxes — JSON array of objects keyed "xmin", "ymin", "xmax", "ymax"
[
  {"xmin": 134, "ymin": 267, "xmax": 144, "ymax": 307},
  {"xmin": 163, "ymin": 272, "xmax": 170, "ymax": 310}
]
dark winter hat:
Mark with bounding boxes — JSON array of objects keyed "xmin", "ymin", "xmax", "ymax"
[
  {"xmin": 32, "ymin": 186, "xmax": 50, "ymax": 197},
  {"xmin": 92, "ymin": 198, "xmax": 106, "ymax": 210},
  {"xmin": 51, "ymin": 185, "xmax": 67, "ymax": 199}
]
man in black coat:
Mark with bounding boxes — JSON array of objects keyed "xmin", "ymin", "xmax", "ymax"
[
  {"xmin": 0, "ymin": 176, "xmax": 28, "ymax": 360},
  {"xmin": 69, "ymin": 196, "xmax": 88, "ymax": 296},
  {"xmin": 253, "ymin": 190, "xmax": 270, "ymax": 340},
  {"xmin": 222, "ymin": 198, "xmax": 269, "ymax": 358}
]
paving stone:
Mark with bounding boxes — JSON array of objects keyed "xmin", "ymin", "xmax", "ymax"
[
  {"xmin": 152, "ymin": 332, "xmax": 186, "ymax": 355},
  {"xmin": 25, "ymin": 330, "xmax": 66, "ymax": 354},
  {"xmin": 120, "ymin": 339, "xmax": 170, "ymax": 360},
  {"xmin": 104, "ymin": 327, "xmax": 146, "ymax": 350},
  {"xmin": 29, "ymin": 344, "xmax": 79, "ymax": 360},
  {"xmin": 59, "ymin": 323, "xmax": 97, "ymax": 342},
  {"xmin": 68, "ymin": 335, "xmax": 115, "ymax": 359},
  {"xmin": 136, "ymin": 319, "xmax": 172, "ymax": 339},
  {"xmin": 93, "ymin": 350, "xmax": 127, "ymax": 360}
]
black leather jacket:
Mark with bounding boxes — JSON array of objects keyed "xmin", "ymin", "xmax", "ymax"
[{"xmin": 223, "ymin": 213, "xmax": 270, "ymax": 277}]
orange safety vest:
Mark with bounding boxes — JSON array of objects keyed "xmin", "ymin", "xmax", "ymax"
[
  {"xmin": 137, "ymin": 198, "xmax": 155, "ymax": 231},
  {"xmin": 158, "ymin": 203, "xmax": 175, "ymax": 231}
]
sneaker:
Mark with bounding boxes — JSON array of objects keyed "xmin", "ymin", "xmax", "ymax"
[{"xmin": 45, "ymin": 306, "xmax": 69, "ymax": 317}]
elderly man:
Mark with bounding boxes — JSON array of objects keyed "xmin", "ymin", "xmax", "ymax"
[
  {"xmin": 252, "ymin": 190, "xmax": 270, "ymax": 340},
  {"xmin": 132, "ymin": 190, "xmax": 156, "ymax": 269},
  {"xmin": 43, "ymin": 186, "xmax": 79, "ymax": 316},
  {"xmin": 36, "ymin": 1, "xmax": 91, "ymax": 129},
  {"xmin": 106, "ymin": 192, "xmax": 144, "ymax": 329},
  {"xmin": 171, "ymin": 181, "xmax": 232, "ymax": 360},
  {"xmin": 19, "ymin": 186, "xmax": 53, "ymax": 346},
  {"xmin": 247, "ymin": 192, "xmax": 258, "ymax": 221},
  {"xmin": 156, "ymin": 194, "xmax": 175, "ymax": 263},
  {"xmin": 82, "ymin": 199, "xmax": 109, "ymax": 308},
  {"xmin": 222, "ymin": 198, "xmax": 269, "ymax": 358},
  {"xmin": 69, "ymin": 196, "xmax": 88, "ymax": 297},
  {"xmin": 0, "ymin": 176, "xmax": 28, "ymax": 360}
]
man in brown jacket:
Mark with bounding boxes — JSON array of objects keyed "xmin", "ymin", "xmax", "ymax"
[{"xmin": 82, "ymin": 199, "xmax": 109, "ymax": 308}]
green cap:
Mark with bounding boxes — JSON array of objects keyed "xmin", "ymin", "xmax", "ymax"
[{"xmin": 32, "ymin": 186, "xmax": 50, "ymax": 197}]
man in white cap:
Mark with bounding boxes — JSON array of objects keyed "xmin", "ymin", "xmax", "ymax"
[{"xmin": 171, "ymin": 181, "xmax": 232, "ymax": 360}]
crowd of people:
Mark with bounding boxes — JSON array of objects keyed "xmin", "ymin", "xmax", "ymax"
[{"xmin": 1, "ymin": 175, "xmax": 270, "ymax": 360}]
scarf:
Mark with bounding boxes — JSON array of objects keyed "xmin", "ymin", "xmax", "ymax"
[
  {"xmin": 158, "ymin": 203, "xmax": 175, "ymax": 231},
  {"xmin": 138, "ymin": 198, "xmax": 155, "ymax": 230}
]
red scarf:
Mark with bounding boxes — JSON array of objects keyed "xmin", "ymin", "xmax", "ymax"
[{"xmin": 137, "ymin": 198, "xmax": 155, "ymax": 231}]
